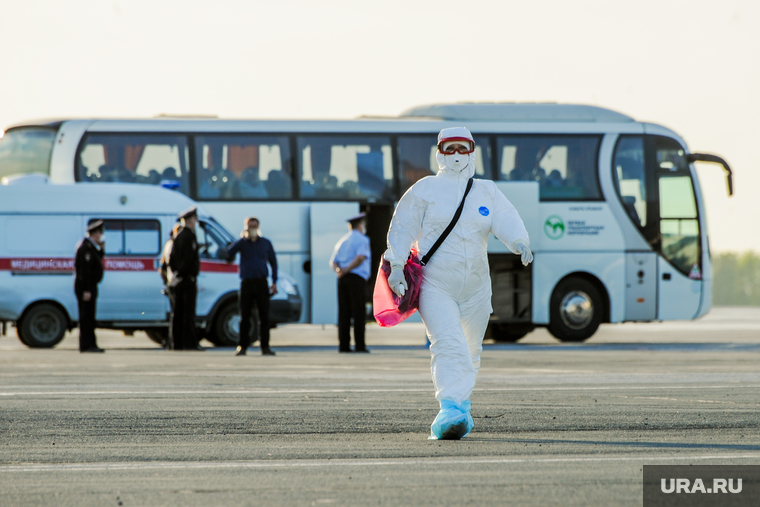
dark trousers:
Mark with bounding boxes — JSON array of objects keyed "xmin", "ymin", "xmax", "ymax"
[
  {"xmin": 169, "ymin": 282, "xmax": 197, "ymax": 350},
  {"xmin": 338, "ymin": 273, "xmax": 366, "ymax": 351},
  {"xmin": 77, "ymin": 289, "xmax": 98, "ymax": 351},
  {"xmin": 239, "ymin": 278, "xmax": 270, "ymax": 349}
]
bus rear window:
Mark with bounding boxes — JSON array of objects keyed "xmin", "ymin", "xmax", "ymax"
[
  {"xmin": 76, "ymin": 133, "xmax": 190, "ymax": 195},
  {"xmin": 0, "ymin": 127, "xmax": 57, "ymax": 180},
  {"xmin": 496, "ymin": 135, "xmax": 602, "ymax": 201}
]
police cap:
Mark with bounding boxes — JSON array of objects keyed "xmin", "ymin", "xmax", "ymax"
[
  {"xmin": 87, "ymin": 220, "xmax": 104, "ymax": 234},
  {"xmin": 346, "ymin": 212, "xmax": 366, "ymax": 224},
  {"xmin": 178, "ymin": 206, "xmax": 198, "ymax": 220}
]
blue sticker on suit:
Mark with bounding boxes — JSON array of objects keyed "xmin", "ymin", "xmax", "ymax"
[{"xmin": 478, "ymin": 206, "xmax": 489, "ymax": 216}]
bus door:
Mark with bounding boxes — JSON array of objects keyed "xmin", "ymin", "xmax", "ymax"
[
  {"xmin": 613, "ymin": 135, "xmax": 703, "ymax": 321},
  {"xmin": 650, "ymin": 136, "xmax": 703, "ymax": 320},
  {"xmin": 361, "ymin": 203, "xmax": 395, "ymax": 309},
  {"xmin": 309, "ymin": 203, "xmax": 359, "ymax": 324}
]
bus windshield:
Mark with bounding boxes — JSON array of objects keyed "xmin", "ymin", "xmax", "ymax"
[{"xmin": 0, "ymin": 127, "xmax": 58, "ymax": 180}]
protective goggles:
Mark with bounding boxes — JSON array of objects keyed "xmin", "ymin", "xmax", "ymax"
[{"xmin": 437, "ymin": 138, "xmax": 475, "ymax": 155}]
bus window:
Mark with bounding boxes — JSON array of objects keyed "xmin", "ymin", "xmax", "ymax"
[
  {"xmin": 0, "ymin": 127, "xmax": 57, "ymax": 180},
  {"xmin": 496, "ymin": 135, "xmax": 602, "ymax": 201},
  {"xmin": 194, "ymin": 135, "xmax": 292, "ymax": 200},
  {"xmin": 654, "ymin": 137, "xmax": 700, "ymax": 277},
  {"xmin": 77, "ymin": 134, "xmax": 190, "ymax": 194},
  {"xmin": 613, "ymin": 136, "xmax": 647, "ymax": 227},
  {"xmin": 297, "ymin": 136, "xmax": 393, "ymax": 201},
  {"xmin": 397, "ymin": 135, "xmax": 491, "ymax": 194}
]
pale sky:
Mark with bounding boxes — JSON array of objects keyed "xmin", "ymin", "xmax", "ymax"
[{"xmin": 1, "ymin": 0, "xmax": 758, "ymax": 252}]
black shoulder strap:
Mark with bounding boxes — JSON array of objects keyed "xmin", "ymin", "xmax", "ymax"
[{"xmin": 420, "ymin": 178, "xmax": 473, "ymax": 266}]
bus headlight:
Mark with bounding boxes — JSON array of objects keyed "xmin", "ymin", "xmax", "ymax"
[{"xmin": 278, "ymin": 278, "xmax": 298, "ymax": 296}]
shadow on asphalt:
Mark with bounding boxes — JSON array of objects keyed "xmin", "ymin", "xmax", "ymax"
[
  {"xmin": 72, "ymin": 343, "xmax": 760, "ymax": 353},
  {"xmin": 485, "ymin": 343, "xmax": 760, "ymax": 352},
  {"xmin": 466, "ymin": 437, "xmax": 760, "ymax": 451}
]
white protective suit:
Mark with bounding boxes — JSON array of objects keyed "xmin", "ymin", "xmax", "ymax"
[{"xmin": 385, "ymin": 127, "xmax": 531, "ymax": 439}]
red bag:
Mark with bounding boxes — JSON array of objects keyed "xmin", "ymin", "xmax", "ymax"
[
  {"xmin": 372, "ymin": 249, "xmax": 422, "ymax": 327},
  {"xmin": 374, "ymin": 179, "xmax": 474, "ymax": 327}
]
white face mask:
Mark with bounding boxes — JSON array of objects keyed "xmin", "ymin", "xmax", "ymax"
[
  {"xmin": 444, "ymin": 153, "xmax": 469, "ymax": 172},
  {"xmin": 247, "ymin": 227, "xmax": 258, "ymax": 237}
]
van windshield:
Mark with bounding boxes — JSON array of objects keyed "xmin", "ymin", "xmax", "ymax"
[{"xmin": 0, "ymin": 127, "xmax": 58, "ymax": 180}]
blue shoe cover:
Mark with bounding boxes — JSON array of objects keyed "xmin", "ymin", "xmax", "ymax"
[{"xmin": 429, "ymin": 400, "xmax": 474, "ymax": 440}]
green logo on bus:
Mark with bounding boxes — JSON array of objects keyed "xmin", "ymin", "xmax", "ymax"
[{"xmin": 544, "ymin": 215, "xmax": 565, "ymax": 240}]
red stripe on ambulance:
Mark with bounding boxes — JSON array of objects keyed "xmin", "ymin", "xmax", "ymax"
[
  {"xmin": 0, "ymin": 258, "xmax": 238, "ymax": 274},
  {"xmin": 0, "ymin": 257, "xmax": 155, "ymax": 272},
  {"xmin": 200, "ymin": 260, "xmax": 238, "ymax": 274}
]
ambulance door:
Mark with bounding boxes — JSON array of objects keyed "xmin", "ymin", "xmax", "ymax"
[
  {"xmin": 309, "ymin": 203, "xmax": 359, "ymax": 324},
  {"xmin": 195, "ymin": 221, "xmax": 239, "ymax": 318},
  {"xmin": 94, "ymin": 218, "xmax": 167, "ymax": 321}
]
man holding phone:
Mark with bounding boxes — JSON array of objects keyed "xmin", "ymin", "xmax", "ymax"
[{"xmin": 226, "ymin": 216, "xmax": 278, "ymax": 356}]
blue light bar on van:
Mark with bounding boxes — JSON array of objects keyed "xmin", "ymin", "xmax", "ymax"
[{"xmin": 160, "ymin": 180, "xmax": 181, "ymax": 190}]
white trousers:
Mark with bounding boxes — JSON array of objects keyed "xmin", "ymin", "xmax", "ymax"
[{"xmin": 418, "ymin": 283, "xmax": 492, "ymax": 404}]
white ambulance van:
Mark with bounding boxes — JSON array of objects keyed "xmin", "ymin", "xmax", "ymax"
[{"xmin": 0, "ymin": 182, "xmax": 301, "ymax": 348}]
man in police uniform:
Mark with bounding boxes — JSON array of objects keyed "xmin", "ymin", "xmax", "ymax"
[
  {"xmin": 168, "ymin": 207, "xmax": 202, "ymax": 351},
  {"xmin": 74, "ymin": 220, "xmax": 105, "ymax": 353},
  {"xmin": 329, "ymin": 213, "xmax": 371, "ymax": 353}
]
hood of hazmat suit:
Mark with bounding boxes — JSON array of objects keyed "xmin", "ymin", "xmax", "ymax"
[{"xmin": 385, "ymin": 126, "xmax": 530, "ymax": 439}]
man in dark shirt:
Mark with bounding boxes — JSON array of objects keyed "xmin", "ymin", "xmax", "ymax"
[
  {"xmin": 226, "ymin": 216, "xmax": 278, "ymax": 356},
  {"xmin": 75, "ymin": 220, "xmax": 106, "ymax": 353},
  {"xmin": 168, "ymin": 207, "xmax": 202, "ymax": 351}
]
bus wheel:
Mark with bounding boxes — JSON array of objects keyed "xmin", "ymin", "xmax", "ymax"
[
  {"xmin": 145, "ymin": 329, "xmax": 168, "ymax": 347},
  {"xmin": 547, "ymin": 278, "xmax": 603, "ymax": 342},
  {"xmin": 489, "ymin": 323, "xmax": 534, "ymax": 343},
  {"xmin": 209, "ymin": 302, "xmax": 259, "ymax": 347},
  {"xmin": 17, "ymin": 303, "xmax": 68, "ymax": 348}
]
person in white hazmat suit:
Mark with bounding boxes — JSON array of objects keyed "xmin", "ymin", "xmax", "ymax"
[{"xmin": 385, "ymin": 127, "xmax": 533, "ymax": 440}]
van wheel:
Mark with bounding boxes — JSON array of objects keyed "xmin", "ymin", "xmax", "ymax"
[
  {"xmin": 547, "ymin": 277, "xmax": 603, "ymax": 342},
  {"xmin": 489, "ymin": 323, "xmax": 534, "ymax": 343},
  {"xmin": 18, "ymin": 303, "xmax": 68, "ymax": 348},
  {"xmin": 209, "ymin": 302, "xmax": 258, "ymax": 347},
  {"xmin": 145, "ymin": 329, "xmax": 168, "ymax": 347}
]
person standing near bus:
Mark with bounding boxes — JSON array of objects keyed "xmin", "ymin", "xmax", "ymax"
[
  {"xmin": 74, "ymin": 220, "xmax": 106, "ymax": 353},
  {"xmin": 225, "ymin": 217, "xmax": 278, "ymax": 356},
  {"xmin": 330, "ymin": 213, "xmax": 371, "ymax": 353},
  {"xmin": 168, "ymin": 207, "xmax": 202, "ymax": 351},
  {"xmin": 385, "ymin": 127, "xmax": 533, "ymax": 440}
]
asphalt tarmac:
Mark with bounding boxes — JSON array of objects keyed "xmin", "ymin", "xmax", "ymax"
[{"xmin": 1, "ymin": 307, "xmax": 760, "ymax": 506}]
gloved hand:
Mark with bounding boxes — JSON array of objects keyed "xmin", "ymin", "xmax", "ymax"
[
  {"xmin": 514, "ymin": 241, "xmax": 533, "ymax": 267},
  {"xmin": 387, "ymin": 265, "xmax": 408, "ymax": 297}
]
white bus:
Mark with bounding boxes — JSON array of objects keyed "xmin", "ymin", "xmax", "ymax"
[{"xmin": 0, "ymin": 103, "xmax": 733, "ymax": 341}]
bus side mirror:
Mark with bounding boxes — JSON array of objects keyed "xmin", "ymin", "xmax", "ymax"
[{"xmin": 687, "ymin": 153, "xmax": 733, "ymax": 196}]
